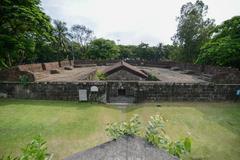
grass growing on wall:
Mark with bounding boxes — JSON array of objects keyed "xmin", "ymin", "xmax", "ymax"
[{"xmin": 0, "ymin": 99, "xmax": 239, "ymax": 160}]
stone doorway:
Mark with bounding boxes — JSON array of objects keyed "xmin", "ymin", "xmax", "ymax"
[{"xmin": 118, "ymin": 89, "xmax": 126, "ymax": 96}]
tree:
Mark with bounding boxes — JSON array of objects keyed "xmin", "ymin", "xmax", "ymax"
[
  {"xmin": 172, "ymin": 0, "xmax": 215, "ymax": 63},
  {"xmin": 152, "ymin": 43, "xmax": 166, "ymax": 60},
  {"xmin": 118, "ymin": 45, "xmax": 135, "ymax": 59},
  {"xmin": 196, "ymin": 16, "xmax": 240, "ymax": 68},
  {"xmin": 0, "ymin": 0, "xmax": 52, "ymax": 67},
  {"xmin": 87, "ymin": 38, "xmax": 119, "ymax": 60},
  {"xmin": 70, "ymin": 25, "xmax": 93, "ymax": 58},
  {"xmin": 53, "ymin": 20, "xmax": 69, "ymax": 61}
]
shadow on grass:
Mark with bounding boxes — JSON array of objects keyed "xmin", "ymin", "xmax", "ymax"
[{"xmin": 195, "ymin": 102, "xmax": 240, "ymax": 135}]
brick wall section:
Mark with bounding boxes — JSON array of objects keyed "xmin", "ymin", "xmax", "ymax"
[
  {"xmin": 18, "ymin": 63, "xmax": 43, "ymax": 72},
  {"xmin": 0, "ymin": 82, "xmax": 239, "ymax": 102},
  {"xmin": 60, "ymin": 60, "xmax": 71, "ymax": 67},
  {"xmin": 0, "ymin": 68, "xmax": 35, "ymax": 82},
  {"xmin": 43, "ymin": 62, "xmax": 60, "ymax": 70}
]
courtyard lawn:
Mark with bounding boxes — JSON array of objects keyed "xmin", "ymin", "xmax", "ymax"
[{"xmin": 0, "ymin": 99, "xmax": 239, "ymax": 160}]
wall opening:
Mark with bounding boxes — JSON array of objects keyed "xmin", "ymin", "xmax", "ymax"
[{"xmin": 118, "ymin": 89, "xmax": 126, "ymax": 96}]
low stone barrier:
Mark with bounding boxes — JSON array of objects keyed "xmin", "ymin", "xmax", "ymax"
[
  {"xmin": 0, "ymin": 67, "xmax": 35, "ymax": 82},
  {"xmin": 18, "ymin": 63, "xmax": 43, "ymax": 72},
  {"xmin": 43, "ymin": 62, "xmax": 60, "ymax": 70},
  {"xmin": 0, "ymin": 81, "xmax": 239, "ymax": 102}
]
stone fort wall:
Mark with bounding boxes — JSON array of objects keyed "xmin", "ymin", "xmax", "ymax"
[
  {"xmin": 0, "ymin": 82, "xmax": 239, "ymax": 102},
  {"xmin": 74, "ymin": 60, "xmax": 240, "ymax": 84}
]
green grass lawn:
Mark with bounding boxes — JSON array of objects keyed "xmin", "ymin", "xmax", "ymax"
[{"xmin": 0, "ymin": 99, "xmax": 239, "ymax": 160}]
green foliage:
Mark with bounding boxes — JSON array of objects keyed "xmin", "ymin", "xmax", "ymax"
[
  {"xmin": 172, "ymin": 0, "xmax": 215, "ymax": 63},
  {"xmin": 70, "ymin": 25, "xmax": 93, "ymax": 58},
  {"xmin": 146, "ymin": 74, "xmax": 159, "ymax": 81},
  {"xmin": 168, "ymin": 137, "xmax": 192, "ymax": 158},
  {"xmin": 21, "ymin": 135, "xmax": 52, "ymax": 160},
  {"xmin": 0, "ymin": 135, "xmax": 52, "ymax": 160},
  {"xmin": 196, "ymin": 16, "xmax": 240, "ymax": 68},
  {"xmin": 0, "ymin": 0, "xmax": 53, "ymax": 66},
  {"xmin": 53, "ymin": 20, "xmax": 70, "ymax": 60},
  {"xmin": 96, "ymin": 70, "xmax": 106, "ymax": 80},
  {"xmin": 18, "ymin": 75, "xmax": 29, "ymax": 86},
  {"xmin": 106, "ymin": 114, "xmax": 191, "ymax": 158},
  {"xmin": 145, "ymin": 115, "xmax": 169, "ymax": 149},
  {"xmin": 105, "ymin": 114, "xmax": 141, "ymax": 139},
  {"xmin": 145, "ymin": 115, "xmax": 191, "ymax": 159},
  {"xmin": 87, "ymin": 38, "xmax": 120, "ymax": 60},
  {"xmin": 0, "ymin": 155, "xmax": 18, "ymax": 160}
]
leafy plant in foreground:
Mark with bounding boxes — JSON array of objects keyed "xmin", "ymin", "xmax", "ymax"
[
  {"xmin": 105, "ymin": 114, "xmax": 141, "ymax": 139},
  {"xmin": 145, "ymin": 115, "xmax": 191, "ymax": 159},
  {"xmin": 105, "ymin": 114, "xmax": 192, "ymax": 159},
  {"xmin": 0, "ymin": 135, "xmax": 52, "ymax": 160}
]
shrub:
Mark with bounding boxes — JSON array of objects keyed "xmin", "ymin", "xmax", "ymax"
[
  {"xmin": 146, "ymin": 74, "xmax": 159, "ymax": 81},
  {"xmin": 105, "ymin": 114, "xmax": 141, "ymax": 139},
  {"xmin": 0, "ymin": 135, "xmax": 53, "ymax": 160},
  {"xmin": 18, "ymin": 75, "xmax": 29, "ymax": 86},
  {"xmin": 145, "ymin": 115, "xmax": 191, "ymax": 159},
  {"xmin": 105, "ymin": 114, "xmax": 192, "ymax": 159},
  {"xmin": 96, "ymin": 70, "xmax": 106, "ymax": 80}
]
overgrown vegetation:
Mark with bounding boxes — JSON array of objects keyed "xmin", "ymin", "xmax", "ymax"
[
  {"xmin": 145, "ymin": 115, "xmax": 191, "ymax": 159},
  {"xmin": 18, "ymin": 75, "xmax": 29, "ymax": 86},
  {"xmin": 105, "ymin": 114, "xmax": 141, "ymax": 139},
  {"xmin": 96, "ymin": 70, "xmax": 106, "ymax": 80},
  {"xmin": 196, "ymin": 16, "xmax": 240, "ymax": 68},
  {"xmin": 106, "ymin": 114, "xmax": 192, "ymax": 158},
  {"xmin": 0, "ymin": 135, "xmax": 52, "ymax": 160},
  {"xmin": 146, "ymin": 74, "xmax": 159, "ymax": 81}
]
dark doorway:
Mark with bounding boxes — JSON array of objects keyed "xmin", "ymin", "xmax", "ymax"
[{"xmin": 118, "ymin": 89, "xmax": 126, "ymax": 96}]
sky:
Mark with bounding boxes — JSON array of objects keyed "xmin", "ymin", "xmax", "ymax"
[{"xmin": 41, "ymin": 0, "xmax": 240, "ymax": 46}]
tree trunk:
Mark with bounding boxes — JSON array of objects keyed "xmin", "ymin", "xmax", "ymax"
[{"xmin": 7, "ymin": 53, "xmax": 12, "ymax": 67}]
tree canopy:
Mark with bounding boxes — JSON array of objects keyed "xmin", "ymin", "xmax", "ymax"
[
  {"xmin": 172, "ymin": 0, "xmax": 215, "ymax": 63},
  {"xmin": 196, "ymin": 16, "xmax": 240, "ymax": 68},
  {"xmin": 0, "ymin": 0, "xmax": 53, "ymax": 67},
  {"xmin": 87, "ymin": 38, "xmax": 120, "ymax": 60}
]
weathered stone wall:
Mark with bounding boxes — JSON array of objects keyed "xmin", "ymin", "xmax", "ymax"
[
  {"xmin": 74, "ymin": 60, "xmax": 240, "ymax": 84},
  {"xmin": 43, "ymin": 62, "xmax": 60, "ymax": 70},
  {"xmin": 0, "ymin": 67, "xmax": 35, "ymax": 82},
  {"xmin": 18, "ymin": 63, "xmax": 43, "ymax": 72},
  {"xmin": 136, "ymin": 82, "xmax": 240, "ymax": 102},
  {"xmin": 0, "ymin": 82, "xmax": 107, "ymax": 102},
  {"xmin": 0, "ymin": 82, "xmax": 239, "ymax": 102},
  {"xmin": 18, "ymin": 60, "xmax": 71, "ymax": 72}
]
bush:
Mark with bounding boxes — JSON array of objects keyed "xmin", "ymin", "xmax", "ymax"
[
  {"xmin": 105, "ymin": 114, "xmax": 141, "ymax": 139},
  {"xmin": 0, "ymin": 135, "xmax": 53, "ymax": 160},
  {"xmin": 146, "ymin": 74, "xmax": 159, "ymax": 81},
  {"xmin": 105, "ymin": 114, "xmax": 191, "ymax": 159},
  {"xmin": 18, "ymin": 75, "xmax": 29, "ymax": 86},
  {"xmin": 145, "ymin": 115, "xmax": 191, "ymax": 159},
  {"xmin": 96, "ymin": 70, "xmax": 106, "ymax": 80}
]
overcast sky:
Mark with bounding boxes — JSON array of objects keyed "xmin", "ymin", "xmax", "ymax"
[{"xmin": 41, "ymin": 0, "xmax": 240, "ymax": 46}]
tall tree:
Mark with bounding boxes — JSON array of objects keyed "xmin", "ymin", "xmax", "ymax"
[
  {"xmin": 87, "ymin": 38, "xmax": 119, "ymax": 60},
  {"xmin": 172, "ymin": 0, "xmax": 215, "ymax": 62},
  {"xmin": 70, "ymin": 25, "xmax": 93, "ymax": 58},
  {"xmin": 0, "ymin": 0, "xmax": 52, "ymax": 67},
  {"xmin": 53, "ymin": 20, "xmax": 69, "ymax": 61},
  {"xmin": 196, "ymin": 16, "xmax": 240, "ymax": 68}
]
